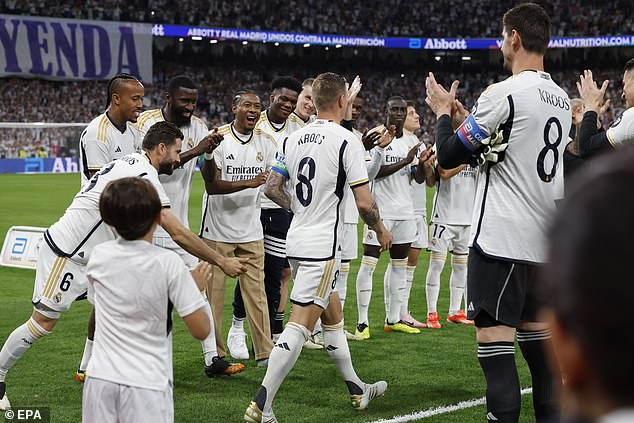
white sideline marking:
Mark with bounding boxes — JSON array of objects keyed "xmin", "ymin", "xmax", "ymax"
[{"xmin": 366, "ymin": 388, "xmax": 532, "ymax": 422}]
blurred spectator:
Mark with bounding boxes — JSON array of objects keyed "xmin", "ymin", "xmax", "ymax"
[{"xmin": 1, "ymin": 0, "xmax": 633, "ymax": 37}]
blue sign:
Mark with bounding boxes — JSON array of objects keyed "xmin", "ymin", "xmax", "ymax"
[
  {"xmin": 11, "ymin": 237, "xmax": 27, "ymax": 255},
  {"xmin": 152, "ymin": 24, "xmax": 634, "ymax": 50},
  {"xmin": 0, "ymin": 157, "xmax": 79, "ymax": 174}
]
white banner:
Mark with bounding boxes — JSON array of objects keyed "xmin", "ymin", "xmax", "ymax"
[
  {"xmin": 1, "ymin": 226, "xmax": 45, "ymax": 269},
  {"xmin": 0, "ymin": 14, "xmax": 152, "ymax": 81}
]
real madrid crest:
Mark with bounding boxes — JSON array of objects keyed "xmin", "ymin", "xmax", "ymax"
[
  {"xmin": 187, "ymin": 138, "xmax": 194, "ymax": 148},
  {"xmin": 256, "ymin": 152, "xmax": 264, "ymax": 162}
]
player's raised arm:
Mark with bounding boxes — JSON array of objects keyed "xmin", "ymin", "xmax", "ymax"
[{"xmin": 263, "ymin": 149, "xmax": 292, "ymax": 210}]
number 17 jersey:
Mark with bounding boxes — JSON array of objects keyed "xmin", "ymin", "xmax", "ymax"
[
  {"xmin": 462, "ymin": 70, "xmax": 571, "ymax": 263},
  {"xmin": 272, "ymin": 120, "xmax": 369, "ymax": 261}
]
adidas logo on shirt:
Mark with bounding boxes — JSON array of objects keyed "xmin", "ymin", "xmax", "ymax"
[
  {"xmin": 226, "ymin": 154, "xmax": 235, "ymax": 160},
  {"xmin": 115, "ymin": 146, "xmax": 122, "ymax": 153}
]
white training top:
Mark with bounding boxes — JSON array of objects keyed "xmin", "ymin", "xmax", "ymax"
[
  {"xmin": 371, "ymin": 133, "xmax": 419, "ymax": 221},
  {"xmin": 430, "ymin": 164, "xmax": 477, "ymax": 226},
  {"xmin": 79, "ymin": 112, "xmax": 139, "ymax": 186},
  {"xmin": 87, "ymin": 239, "xmax": 206, "ymax": 392},
  {"xmin": 45, "ymin": 153, "xmax": 170, "ymax": 265},
  {"xmin": 456, "ymin": 70, "xmax": 572, "ymax": 263},
  {"xmin": 200, "ymin": 123, "xmax": 278, "ymax": 243},
  {"xmin": 257, "ymin": 110, "xmax": 306, "ymax": 209},
  {"xmin": 606, "ymin": 106, "xmax": 634, "ymax": 147},
  {"xmin": 272, "ymin": 119, "xmax": 369, "ymax": 260},
  {"xmin": 135, "ymin": 109, "xmax": 209, "ymax": 242}
]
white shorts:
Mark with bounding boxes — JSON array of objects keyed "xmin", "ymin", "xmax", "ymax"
[
  {"xmin": 32, "ymin": 242, "xmax": 87, "ymax": 319},
  {"xmin": 428, "ymin": 223, "xmax": 470, "ymax": 254},
  {"xmin": 363, "ymin": 219, "xmax": 416, "ymax": 246},
  {"xmin": 153, "ymin": 236, "xmax": 198, "ymax": 270},
  {"xmin": 289, "ymin": 256, "xmax": 341, "ymax": 309},
  {"xmin": 83, "ymin": 377, "xmax": 173, "ymax": 423},
  {"xmin": 411, "ymin": 214, "xmax": 429, "ymax": 249},
  {"xmin": 341, "ymin": 223, "xmax": 358, "ymax": 261}
]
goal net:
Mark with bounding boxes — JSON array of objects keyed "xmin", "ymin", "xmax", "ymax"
[{"xmin": 0, "ymin": 122, "xmax": 88, "ymax": 174}]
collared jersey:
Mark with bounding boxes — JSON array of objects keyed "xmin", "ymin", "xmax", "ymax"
[
  {"xmin": 460, "ymin": 70, "xmax": 572, "ymax": 263},
  {"xmin": 272, "ymin": 119, "xmax": 369, "ymax": 260},
  {"xmin": 371, "ymin": 133, "xmax": 419, "ymax": 220},
  {"xmin": 606, "ymin": 107, "xmax": 634, "ymax": 147},
  {"xmin": 257, "ymin": 110, "xmax": 306, "ymax": 209},
  {"xmin": 201, "ymin": 123, "xmax": 278, "ymax": 243},
  {"xmin": 45, "ymin": 153, "xmax": 170, "ymax": 265},
  {"xmin": 79, "ymin": 112, "xmax": 139, "ymax": 186},
  {"xmin": 430, "ymin": 164, "xmax": 477, "ymax": 225},
  {"xmin": 135, "ymin": 109, "xmax": 209, "ymax": 240},
  {"xmin": 87, "ymin": 238, "xmax": 206, "ymax": 391}
]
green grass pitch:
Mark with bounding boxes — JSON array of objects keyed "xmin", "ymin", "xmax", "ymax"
[{"xmin": 0, "ymin": 173, "xmax": 536, "ymax": 422}]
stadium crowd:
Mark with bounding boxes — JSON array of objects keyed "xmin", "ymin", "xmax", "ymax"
[
  {"xmin": 0, "ymin": 63, "xmax": 625, "ymax": 158},
  {"xmin": 1, "ymin": 0, "xmax": 634, "ymax": 37}
]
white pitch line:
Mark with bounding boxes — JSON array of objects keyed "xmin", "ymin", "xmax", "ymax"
[{"xmin": 366, "ymin": 388, "xmax": 533, "ymax": 423}]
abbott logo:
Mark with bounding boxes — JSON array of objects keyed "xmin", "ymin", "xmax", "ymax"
[{"xmin": 11, "ymin": 238, "xmax": 27, "ymax": 255}]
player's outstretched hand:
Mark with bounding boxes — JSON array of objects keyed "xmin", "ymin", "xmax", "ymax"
[
  {"xmin": 222, "ymin": 257, "xmax": 249, "ymax": 278},
  {"xmin": 198, "ymin": 128, "xmax": 224, "ymax": 154},
  {"xmin": 577, "ymin": 69, "xmax": 609, "ymax": 113},
  {"xmin": 425, "ymin": 72, "xmax": 459, "ymax": 118},
  {"xmin": 346, "ymin": 75, "xmax": 362, "ymax": 103},
  {"xmin": 407, "ymin": 141, "xmax": 423, "ymax": 163},
  {"xmin": 451, "ymin": 99, "xmax": 470, "ymax": 129},
  {"xmin": 191, "ymin": 262, "xmax": 213, "ymax": 292},
  {"xmin": 418, "ymin": 144, "xmax": 434, "ymax": 167},
  {"xmin": 361, "ymin": 130, "xmax": 381, "ymax": 150},
  {"xmin": 249, "ymin": 169, "xmax": 270, "ymax": 188},
  {"xmin": 377, "ymin": 125, "xmax": 396, "ymax": 148}
]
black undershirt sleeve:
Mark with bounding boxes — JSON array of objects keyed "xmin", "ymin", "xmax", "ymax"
[
  {"xmin": 578, "ymin": 111, "xmax": 611, "ymax": 158},
  {"xmin": 435, "ymin": 114, "xmax": 475, "ymax": 169},
  {"xmin": 341, "ymin": 119, "xmax": 354, "ymax": 131}
]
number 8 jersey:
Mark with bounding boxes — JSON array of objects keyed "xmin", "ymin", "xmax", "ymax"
[
  {"xmin": 459, "ymin": 70, "xmax": 572, "ymax": 263},
  {"xmin": 272, "ymin": 119, "xmax": 369, "ymax": 261}
]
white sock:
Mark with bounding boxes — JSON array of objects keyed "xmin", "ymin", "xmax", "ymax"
[
  {"xmin": 383, "ymin": 263, "xmax": 392, "ymax": 319},
  {"xmin": 0, "ymin": 317, "xmax": 50, "ymax": 380},
  {"xmin": 200, "ymin": 296, "xmax": 218, "ymax": 366},
  {"xmin": 260, "ymin": 322, "xmax": 309, "ymax": 413},
  {"xmin": 400, "ymin": 265, "xmax": 416, "ymax": 317},
  {"xmin": 322, "ymin": 320, "xmax": 363, "ymax": 394},
  {"xmin": 313, "ymin": 319, "xmax": 322, "ymax": 335},
  {"xmin": 338, "ymin": 262, "xmax": 350, "ymax": 308},
  {"xmin": 425, "ymin": 252, "xmax": 447, "ymax": 313},
  {"xmin": 356, "ymin": 256, "xmax": 377, "ymax": 325},
  {"xmin": 78, "ymin": 338, "xmax": 93, "ymax": 372},
  {"xmin": 232, "ymin": 315, "xmax": 245, "ymax": 332},
  {"xmin": 449, "ymin": 254, "xmax": 468, "ymax": 315},
  {"xmin": 387, "ymin": 258, "xmax": 407, "ymax": 324}
]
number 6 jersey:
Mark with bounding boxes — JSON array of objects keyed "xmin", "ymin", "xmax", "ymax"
[
  {"xmin": 271, "ymin": 119, "xmax": 369, "ymax": 261},
  {"xmin": 459, "ymin": 70, "xmax": 572, "ymax": 263}
]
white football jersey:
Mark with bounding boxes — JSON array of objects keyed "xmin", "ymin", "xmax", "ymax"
[
  {"xmin": 135, "ymin": 109, "xmax": 209, "ymax": 241},
  {"xmin": 371, "ymin": 133, "xmax": 419, "ymax": 221},
  {"xmin": 79, "ymin": 112, "xmax": 139, "ymax": 186},
  {"xmin": 273, "ymin": 120, "xmax": 369, "ymax": 260},
  {"xmin": 606, "ymin": 107, "xmax": 634, "ymax": 147},
  {"xmin": 257, "ymin": 110, "xmax": 306, "ymax": 209},
  {"xmin": 200, "ymin": 123, "xmax": 278, "ymax": 243},
  {"xmin": 45, "ymin": 153, "xmax": 170, "ymax": 265},
  {"xmin": 87, "ymin": 238, "xmax": 206, "ymax": 391},
  {"xmin": 342, "ymin": 130, "xmax": 364, "ymax": 224},
  {"xmin": 457, "ymin": 70, "xmax": 572, "ymax": 263},
  {"xmin": 430, "ymin": 164, "xmax": 477, "ymax": 226}
]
